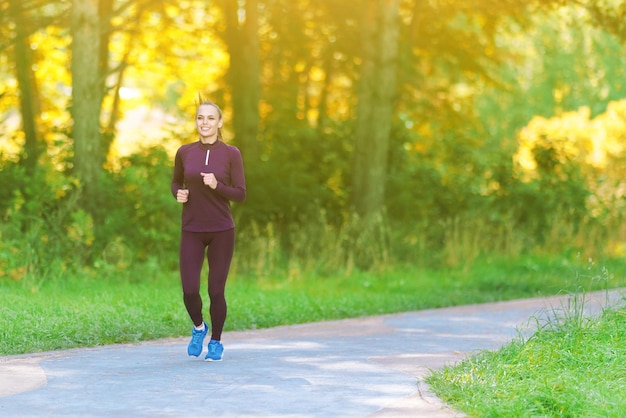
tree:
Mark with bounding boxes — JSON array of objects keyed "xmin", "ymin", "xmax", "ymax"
[
  {"xmin": 350, "ymin": 0, "xmax": 400, "ymax": 218},
  {"xmin": 219, "ymin": 0, "xmax": 261, "ymax": 160},
  {"xmin": 71, "ymin": 0, "xmax": 103, "ymax": 209},
  {"xmin": 8, "ymin": 0, "xmax": 41, "ymax": 175}
]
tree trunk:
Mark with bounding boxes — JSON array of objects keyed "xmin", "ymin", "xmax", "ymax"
[
  {"xmin": 221, "ymin": 0, "xmax": 261, "ymax": 160},
  {"xmin": 98, "ymin": 0, "xmax": 115, "ymax": 157},
  {"xmin": 350, "ymin": 0, "xmax": 400, "ymax": 218},
  {"xmin": 71, "ymin": 0, "xmax": 103, "ymax": 210},
  {"xmin": 10, "ymin": 0, "xmax": 40, "ymax": 176}
]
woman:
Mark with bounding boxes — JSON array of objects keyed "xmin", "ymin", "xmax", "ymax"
[{"xmin": 171, "ymin": 100, "xmax": 246, "ymax": 361}]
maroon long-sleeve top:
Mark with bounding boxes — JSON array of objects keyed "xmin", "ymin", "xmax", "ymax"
[{"xmin": 171, "ymin": 140, "xmax": 246, "ymax": 232}]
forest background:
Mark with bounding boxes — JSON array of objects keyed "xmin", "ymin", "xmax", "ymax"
[{"xmin": 2, "ymin": 0, "xmax": 626, "ymax": 293}]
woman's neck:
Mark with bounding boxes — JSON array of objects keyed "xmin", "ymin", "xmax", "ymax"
[{"xmin": 200, "ymin": 136, "xmax": 218, "ymax": 145}]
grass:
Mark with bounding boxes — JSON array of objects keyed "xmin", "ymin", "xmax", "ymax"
[
  {"xmin": 1, "ymin": 252, "xmax": 625, "ymax": 356},
  {"xmin": 426, "ymin": 288, "xmax": 626, "ymax": 417}
]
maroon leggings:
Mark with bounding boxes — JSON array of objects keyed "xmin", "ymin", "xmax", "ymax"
[{"xmin": 179, "ymin": 228, "xmax": 235, "ymax": 341}]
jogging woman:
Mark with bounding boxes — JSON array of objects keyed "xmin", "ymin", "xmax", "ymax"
[{"xmin": 171, "ymin": 100, "xmax": 246, "ymax": 361}]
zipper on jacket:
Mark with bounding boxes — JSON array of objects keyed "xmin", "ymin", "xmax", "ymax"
[{"xmin": 205, "ymin": 149, "xmax": 210, "ymax": 166}]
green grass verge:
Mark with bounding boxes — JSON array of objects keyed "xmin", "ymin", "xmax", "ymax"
[
  {"xmin": 427, "ymin": 295, "xmax": 626, "ymax": 417},
  {"xmin": 1, "ymin": 253, "xmax": 625, "ymax": 356}
]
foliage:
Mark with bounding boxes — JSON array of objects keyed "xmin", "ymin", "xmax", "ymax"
[
  {"xmin": 0, "ymin": 158, "xmax": 89, "ymax": 281},
  {"xmin": 97, "ymin": 145, "xmax": 180, "ymax": 265},
  {"xmin": 2, "ymin": 2, "xmax": 626, "ymax": 281}
]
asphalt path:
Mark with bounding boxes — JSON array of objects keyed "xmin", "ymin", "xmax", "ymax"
[{"xmin": 1, "ymin": 289, "xmax": 624, "ymax": 418}]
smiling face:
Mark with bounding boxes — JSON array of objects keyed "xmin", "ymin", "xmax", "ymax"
[{"xmin": 196, "ymin": 103, "xmax": 223, "ymax": 144}]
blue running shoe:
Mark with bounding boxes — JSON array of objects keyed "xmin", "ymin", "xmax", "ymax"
[
  {"xmin": 204, "ymin": 339, "xmax": 224, "ymax": 362},
  {"xmin": 187, "ymin": 322, "xmax": 208, "ymax": 357}
]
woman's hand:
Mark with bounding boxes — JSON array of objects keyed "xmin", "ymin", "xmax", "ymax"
[
  {"xmin": 200, "ymin": 172, "xmax": 218, "ymax": 189},
  {"xmin": 176, "ymin": 189, "xmax": 189, "ymax": 203}
]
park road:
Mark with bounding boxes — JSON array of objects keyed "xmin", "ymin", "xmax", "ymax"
[{"xmin": 1, "ymin": 289, "xmax": 624, "ymax": 417}]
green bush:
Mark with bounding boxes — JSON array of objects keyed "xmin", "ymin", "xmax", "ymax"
[{"xmin": 95, "ymin": 145, "xmax": 180, "ymax": 265}]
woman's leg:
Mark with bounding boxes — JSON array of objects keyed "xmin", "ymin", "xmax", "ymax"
[
  {"xmin": 179, "ymin": 230, "xmax": 207, "ymax": 327},
  {"xmin": 206, "ymin": 228, "xmax": 235, "ymax": 341}
]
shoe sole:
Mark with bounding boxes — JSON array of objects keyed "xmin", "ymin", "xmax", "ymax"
[{"xmin": 204, "ymin": 356, "xmax": 223, "ymax": 362}]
